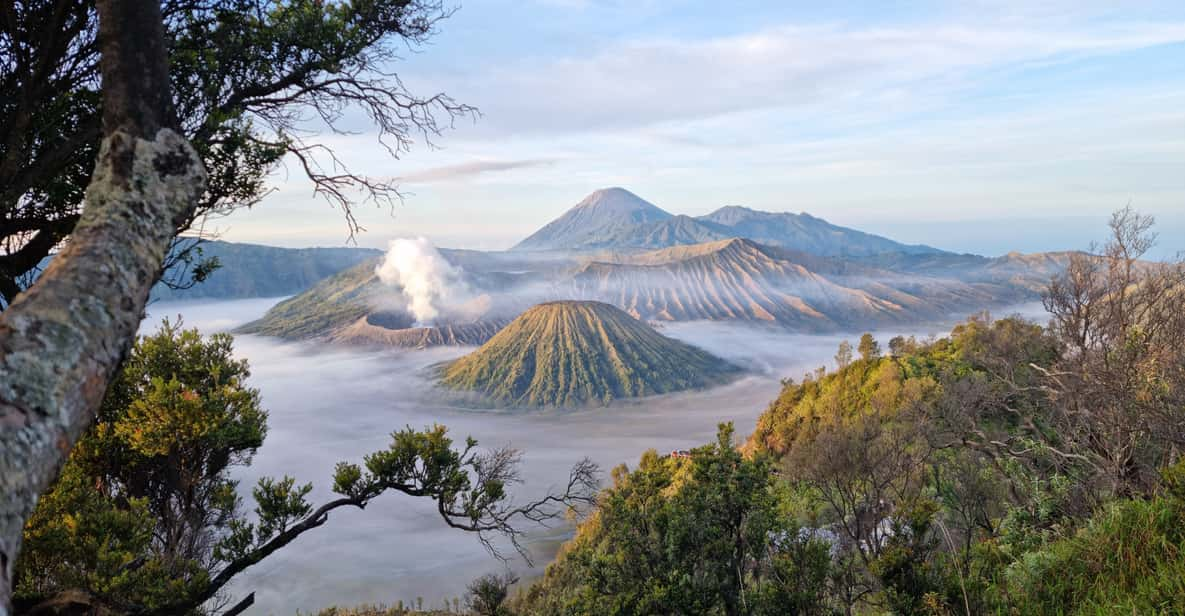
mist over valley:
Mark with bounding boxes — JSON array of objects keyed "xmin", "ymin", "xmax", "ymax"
[
  {"xmin": 143, "ymin": 283, "xmax": 1049, "ymax": 612},
  {"xmin": 128, "ymin": 188, "xmax": 1072, "ymax": 612}
]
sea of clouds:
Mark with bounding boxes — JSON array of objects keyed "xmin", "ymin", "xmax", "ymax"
[{"xmin": 140, "ymin": 297, "xmax": 1047, "ymax": 613}]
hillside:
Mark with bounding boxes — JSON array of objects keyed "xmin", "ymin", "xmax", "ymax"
[
  {"xmin": 236, "ymin": 250, "xmax": 547, "ymax": 347},
  {"xmin": 242, "ymin": 236, "xmax": 1061, "ymax": 345},
  {"xmin": 597, "ymin": 214, "xmax": 732, "ymax": 249},
  {"xmin": 564, "ymin": 238, "xmax": 1035, "ymax": 330},
  {"xmin": 150, "ymin": 241, "xmax": 380, "ymax": 301},
  {"xmin": 326, "ymin": 315, "xmax": 511, "ymax": 348},
  {"xmin": 437, "ymin": 301, "xmax": 739, "ymax": 407},
  {"xmin": 237, "ymin": 259, "xmax": 382, "ymax": 339}
]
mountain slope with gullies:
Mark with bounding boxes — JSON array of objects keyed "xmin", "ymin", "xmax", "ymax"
[
  {"xmin": 564, "ymin": 238, "xmax": 1039, "ymax": 330},
  {"xmin": 241, "ymin": 236, "xmax": 1065, "ymax": 345},
  {"xmin": 438, "ymin": 301, "xmax": 740, "ymax": 407}
]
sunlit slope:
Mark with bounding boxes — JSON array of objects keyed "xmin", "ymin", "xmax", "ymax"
[
  {"xmin": 566, "ymin": 238, "xmax": 1046, "ymax": 330},
  {"xmin": 439, "ymin": 301, "xmax": 739, "ymax": 407},
  {"xmin": 238, "ymin": 258, "xmax": 381, "ymax": 339},
  {"xmin": 236, "ymin": 252, "xmax": 538, "ymax": 347}
]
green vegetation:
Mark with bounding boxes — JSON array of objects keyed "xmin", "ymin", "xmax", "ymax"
[
  {"xmin": 515, "ymin": 209, "xmax": 1185, "ymax": 614},
  {"xmin": 2, "ymin": 0, "xmax": 469, "ymax": 305},
  {"xmin": 17, "ymin": 206, "xmax": 1185, "ymax": 615},
  {"xmin": 15, "ymin": 321, "xmax": 265, "ymax": 609},
  {"xmin": 15, "ymin": 324, "xmax": 597, "ymax": 614},
  {"xmin": 438, "ymin": 301, "xmax": 740, "ymax": 408},
  {"xmin": 238, "ymin": 258, "xmax": 382, "ymax": 339},
  {"xmin": 1000, "ymin": 466, "xmax": 1185, "ymax": 613},
  {"xmin": 513, "ymin": 424, "xmax": 832, "ymax": 616}
]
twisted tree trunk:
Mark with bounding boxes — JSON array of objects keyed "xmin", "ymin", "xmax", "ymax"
[{"xmin": 0, "ymin": 1, "xmax": 205, "ymax": 612}]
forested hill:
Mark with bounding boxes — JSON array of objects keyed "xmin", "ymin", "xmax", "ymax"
[
  {"xmin": 514, "ymin": 217, "xmax": 1185, "ymax": 614},
  {"xmin": 150, "ymin": 241, "xmax": 380, "ymax": 301}
]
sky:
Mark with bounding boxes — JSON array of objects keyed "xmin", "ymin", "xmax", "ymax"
[{"xmin": 219, "ymin": 0, "xmax": 1185, "ymax": 258}]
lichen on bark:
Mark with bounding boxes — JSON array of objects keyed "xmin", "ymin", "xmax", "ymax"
[{"xmin": 0, "ymin": 127, "xmax": 206, "ymax": 615}]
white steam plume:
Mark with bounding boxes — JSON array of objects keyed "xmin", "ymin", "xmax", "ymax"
[{"xmin": 375, "ymin": 238, "xmax": 470, "ymax": 324}]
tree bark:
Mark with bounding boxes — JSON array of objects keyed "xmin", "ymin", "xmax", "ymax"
[{"xmin": 0, "ymin": 1, "xmax": 206, "ymax": 612}]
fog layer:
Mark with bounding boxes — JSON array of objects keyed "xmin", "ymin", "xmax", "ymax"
[{"xmin": 141, "ymin": 299, "xmax": 1046, "ymax": 613}]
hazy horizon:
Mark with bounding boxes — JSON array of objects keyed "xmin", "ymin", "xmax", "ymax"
[
  {"xmin": 207, "ymin": 196, "xmax": 1185, "ymax": 260},
  {"xmin": 200, "ymin": 1, "xmax": 1184, "ymax": 258}
]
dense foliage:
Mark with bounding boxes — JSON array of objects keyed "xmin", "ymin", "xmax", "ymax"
[
  {"xmin": 15, "ymin": 324, "xmax": 597, "ymax": 615},
  {"xmin": 14, "ymin": 322, "xmax": 265, "ymax": 609},
  {"xmin": 514, "ymin": 424, "xmax": 833, "ymax": 615},
  {"xmin": 517, "ymin": 210, "xmax": 1185, "ymax": 614},
  {"xmin": 439, "ymin": 301, "xmax": 740, "ymax": 408}
]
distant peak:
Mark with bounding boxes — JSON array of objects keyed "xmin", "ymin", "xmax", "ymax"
[
  {"xmin": 706, "ymin": 204, "xmax": 756, "ymax": 216},
  {"xmin": 579, "ymin": 186, "xmax": 642, "ymax": 204},
  {"xmin": 569, "ymin": 187, "xmax": 666, "ymax": 213},
  {"xmin": 590, "ymin": 186, "xmax": 630, "ymax": 196}
]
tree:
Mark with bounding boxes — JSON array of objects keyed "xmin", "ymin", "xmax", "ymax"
[
  {"xmin": 466, "ymin": 572, "xmax": 518, "ymax": 616},
  {"xmin": 857, "ymin": 334, "xmax": 880, "ymax": 362},
  {"xmin": 1040, "ymin": 207, "xmax": 1185, "ymax": 498},
  {"xmin": 514, "ymin": 424, "xmax": 830, "ymax": 616},
  {"xmin": 0, "ymin": 0, "xmax": 207, "ymax": 609},
  {"xmin": 835, "ymin": 340, "xmax": 853, "ymax": 369},
  {"xmin": 0, "ymin": 0, "xmax": 473, "ymax": 305},
  {"xmin": 15, "ymin": 324, "xmax": 600, "ymax": 614},
  {"xmin": 938, "ymin": 209, "xmax": 1185, "ymax": 505},
  {"xmin": 0, "ymin": 1, "xmax": 476, "ymax": 608},
  {"xmin": 887, "ymin": 336, "xmax": 914, "ymax": 357},
  {"xmin": 14, "ymin": 322, "xmax": 266, "ymax": 609}
]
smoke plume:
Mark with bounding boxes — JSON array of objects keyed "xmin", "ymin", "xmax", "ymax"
[{"xmin": 375, "ymin": 238, "xmax": 470, "ymax": 324}]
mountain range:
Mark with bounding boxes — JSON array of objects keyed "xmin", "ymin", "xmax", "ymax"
[
  {"xmin": 513, "ymin": 187, "xmax": 943, "ymax": 256},
  {"xmin": 220, "ymin": 186, "xmax": 1077, "ymax": 349}
]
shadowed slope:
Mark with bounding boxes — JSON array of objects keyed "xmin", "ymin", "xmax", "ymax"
[
  {"xmin": 439, "ymin": 301, "xmax": 739, "ymax": 407},
  {"xmin": 698, "ymin": 205, "xmax": 942, "ymax": 256}
]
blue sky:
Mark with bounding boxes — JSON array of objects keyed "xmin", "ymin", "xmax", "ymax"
[{"xmin": 221, "ymin": 0, "xmax": 1185, "ymax": 257}]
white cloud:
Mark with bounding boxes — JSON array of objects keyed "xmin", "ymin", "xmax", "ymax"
[
  {"xmin": 227, "ymin": 5, "xmax": 1185, "ymax": 256},
  {"xmin": 448, "ymin": 21, "xmax": 1185, "ymax": 137},
  {"xmin": 396, "ymin": 158, "xmax": 556, "ymax": 183}
]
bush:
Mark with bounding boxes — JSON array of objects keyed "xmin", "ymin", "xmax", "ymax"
[{"xmin": 1000, "ymin": 463, "xmax": 1185, "ymax": 613}]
